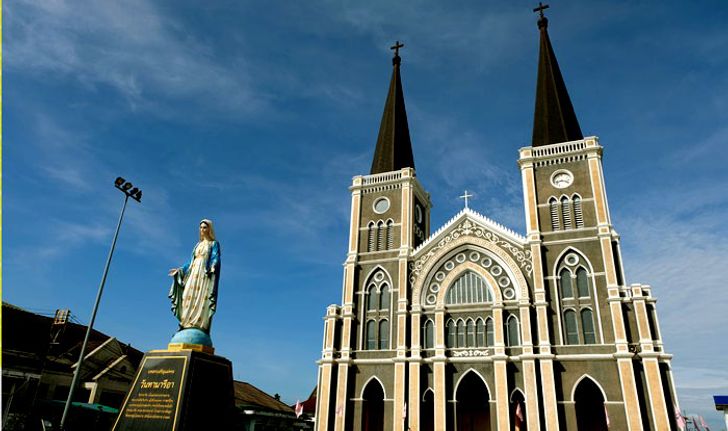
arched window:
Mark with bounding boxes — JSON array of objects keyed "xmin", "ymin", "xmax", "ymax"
[
  {"xmin": 560, "ymin": 269, "xmax": 573, "ymax": 298},
  {"xmin": 573, "ymin": 195, "xmax": 584, "ymax": 228},
  {"xmin": 378, "ymin": 320, "xmax": 389, "ymax": 349},
  {"xmin": 550, "ymin": 198, "xmax": 560, "ymax": 231},
  {"xmin": 368, "ymin": 222, "xmax": 376, "ymax": 252},
  {"xmin": 379, "ymin": 284, "xmax": 390, "ymax": 309},
  {"xmin": 506, "ymin": 315, "xmax": 520, "ymax": 347},
  {"xmin": 424, "ymin": 320, "xmax": 434, "ymax": 349},
  {"xmin": 581, "ymin": 309, "xmax": 596, "ymax": 344},
  {"xmin": 367, "ymin": 286, "xmax": 378, "ymax": 310},
  {"xmin": 366, "ymin": 320, "xmax": 376, "ymax": 350},
  {"xmin": 485, "ymin": 318, "xmax": 494, "ymax": 347},
  {"xmin": 386, "ymin": 220, "xmax": 394, "ymax": 249},
  {"xmin": 447, "ymin": 320, "xmax": 456, "ymax": 348},
  {"xmin": 564, "ymin": 310, "xmax": 579, "ymax": 345},
  {"xmin": 561, "ymin": 197, "xmax": 572, "ymax": 229},
  {"xmin": 457, "ymin": 320, "xmax": 466, "ymax": 348},
  {"xmin": 476, "ymin": 319, "xmax": 485, "ymax": 347},
  {"xmin": 576, "ymin": 268, "xmax": 589, "ymax": 298},
  {"xmin": 466, "ymin": 319, "xmax": 475, "ymax": 347},
  {"xmin": 377, "ymin": 221, "xmax": 385, "ymax": 250},
  {"xmin": 446, "ymin": 271, "xmax": 493, "ymax": 305}
]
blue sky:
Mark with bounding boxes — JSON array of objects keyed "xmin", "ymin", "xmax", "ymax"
[{"xmin": 4, "ymin": 0, "xmax": 728, "ymax": 427}]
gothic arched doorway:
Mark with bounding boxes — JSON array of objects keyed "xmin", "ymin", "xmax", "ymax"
[
  {"xmin": 362, "ymin": 379, "xmax": 385, "ymax": 431},
  {"xmin": 510, "ymin": 390, "xmax": 527, "ymax": 431},
  {"xmin": 421, "ymin": 389, "xmax": 435, "ymax": 431},
  {"xmin": 574, "ymin": 377, "xmax": 608, "ymax": 431},
  {"xmin": 455, "ymin": 372, "xmax": 491, "ymax": 431}
]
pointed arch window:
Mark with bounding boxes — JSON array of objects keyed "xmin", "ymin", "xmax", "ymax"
[
  {"xmin": 556, "ymin": 254, "xmax": 599, "ymax": 345},
  {"xmin": 564, "ymin": 310, "xmax": 579, "ymax": 345},
  {"xmin": 561, "ymin": 197, "xmax": 572, "ymax": 229},
  {"xmin": 447, "ymin": 320, "xmax": 457, "ymax": 348},
  {"xmin": 457, "ymin": 320, "xmax": 466, "ymax": 348},
  {"xmin": 379, "ymin": 284, "xmax": 390, "ymax": 309},
  {"xmin": 476, "ymin": 319, "xmax": 485, "ymax": 347},
  {"xmin": 576, "ymin": 268, "xmax": 589, "ymax": 298},
  {"xmin": 466, "ymin": 319, "xmax": 476, "ymax": 347},
  {"xmin": 581, "ymin": 309, "xmax": 596, "ymax": 344},
  {"xmin": 367, "ymin": 222, "xmax": 377, "ymax": 252},
  {"xmin": 550, "ymin": 198, "xmax": 560, "ymax": 231},
  {"xmin": 377, "ymin": 221, "xmax": 386, "ymax": 250},
  {"xmin": 424, "ymin": 319, "xmax": 434, "ymax": 349},
  {"xmin": 573, "ymin": 195, "xmax": 584, "ymax": 228},
  {"xmin": 366, "ymin": 320, "xmax": 377, "ymax": 350},
  {"xmin": 367, "ymin": 286, "xmax": 378, "ymax": 310},
  {"xmin": 378, "ymin": 320, "xmax": 389, "ymax": 349},
  {"xmin": 506, "ymin": 316, "xmax": 520, "ymax": 347},
  {"xmin": 485, "ymin": 318, "xmax": 495, "ymax": 347},
  {"xmin": 560, "ymin": 269, "xmax": 573, "ymax": 298},
  {"xmin": 386, "ymin": 220, "xmax": 394, "ymax": 249}
]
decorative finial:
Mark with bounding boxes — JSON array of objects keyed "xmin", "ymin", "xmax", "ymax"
[
  {"xmin": 533, "ymin": 2, "xmax": 549, "ymax": 29},
  {"xmin": 390, "ymin": 40, "xmax": 404, "ymax": 66},
  {"xmin": 459, "ymin": 190, "xmax": 473, "ymax": 209}
]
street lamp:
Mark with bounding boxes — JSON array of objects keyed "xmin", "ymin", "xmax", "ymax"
[{"xmin": 60, "ymin": 177, "xmax": 142, "ymax": 430}]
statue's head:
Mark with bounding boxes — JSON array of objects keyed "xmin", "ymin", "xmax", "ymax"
[{"xmin": 199, "ymin": 219, "xmax": 216, "ymax": 241}]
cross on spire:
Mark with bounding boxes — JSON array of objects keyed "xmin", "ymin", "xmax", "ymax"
[
  {"xmin": 459, "ymin": 190, "xmax": 473, "ymax": 209},
  {"xmin": 390, "ymin": 41, "xmax": 404, "ymax": 57},
  {"xmin": 533, "ymin": 2, "xmax": 549, "ymax": 18}
]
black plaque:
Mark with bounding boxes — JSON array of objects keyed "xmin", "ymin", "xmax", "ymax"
[{"xmin": 113, "ymin": 350, "xmax": 233, "ymax": 431}]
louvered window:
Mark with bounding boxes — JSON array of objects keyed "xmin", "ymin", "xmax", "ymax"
[
  {"xmin": 447, "ymin": 320, "xmax": 457, "ymax": 348},
  {"xmin": 560, "ymin": 269, "xmax": 573, "ymax": 298},
  {"xmin": 476, "ymin": 319, "xmax": 485, "ymax": 347},
  {"xmin": 576, "ymin": 268, "xmax": 589, "ymax": 298},
  {"xmin": 386, "ymin": 220, "xmax": 394, "ymax": 249},
  {"xmin": 377, "ymin": 221, "xmax": 385, "ymax": 250},
  {"xmin": 581, "ymin": 309, "xmax": 596, "ymax": 344},
  {"xmin": 424, "ymin": 320, "xmax": 434, "ymax": 349},
  {"xmin": 485, "ymin": 318, "xmax": 494, "ymax": 346},
  {"xmin": 366, "ymin": 320, "xmax": 377, "ymax": 350},
  {"xmin": 550, "ymin": 198, "xmax": 560, "ymax": 230},
  {"xmin": 378, "ymin": 320, "xmax": 389, "ymax": 349},
  {"xmin": 368, "ymin": 223, "xmax": 376, "ymax": 252},
  {"xmin": 573, "ymin": 196, "xmax": 584, "ymax": 228},
  {"xmin": 561, "ymin": 197, "xmax": 572, "ymax": 229},
  {"xmin": 506, "ymin": 316, "xmax": 520, "ymax": 347},
  {"xmin": 564, "ymin": 310, "xmax": 579, "ymax": 344}
]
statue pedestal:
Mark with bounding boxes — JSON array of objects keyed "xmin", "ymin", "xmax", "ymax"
[{"xmin": 112, "ymin": 348, "xmax": 234, "ymax": 431}]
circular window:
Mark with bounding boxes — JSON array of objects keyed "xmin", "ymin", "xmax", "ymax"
[
  {"xmin": 550, "ymin": 169, "xmax": 574, "ymax": 189},
  {"xmin": 435, "ymin": 271, "xmax": 446, "ymax": 282},
  {"xmin": 503, "ymin": 287, "xmax": 516, "ymax": 300},
  {"xmin": 481, "ymin": 258, "xmax": 492, "ymax": 268},
  {"xmin": 491, "ymin": 266, "xmax": 503, "ymax": 276},
  {"xmin": 426, "ymin": 294, "xmax": 437, "ymax": 305},
  {"xmin": 469, "ymin": 252, "xmax": 480, "ymax": 262},
  {"xmin": 498, "ymin": 276, "xmax": 511, "ymax": 287},
  {"xmin": 444, "ymin": 261, "xmax": 455, "ymax": 271},
  {"xmin": 455, "ymin": 253, "xmax": 466, "ymax": 263},
  {"xmin": 564, "ymin": 253, "xmax": 580, "ymax": 266},
  {"xmin": 430, "ymin": 283, "xmax": 440, "ymax": 293},
  {"xmin": 373, "ymin": 197, "xmax": 390, "ymax": 214},
  {"xmin": 374, "ymin": 271, "xmax": 384, "ymax": 281}
]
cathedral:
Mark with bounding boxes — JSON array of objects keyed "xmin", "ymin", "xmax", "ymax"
[{"xmin": 314, "ymin": 7, "xmax": 679, "ymax": 431}]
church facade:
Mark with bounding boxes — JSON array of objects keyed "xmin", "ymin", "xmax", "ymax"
[{"xmin": 315, "ymin": 10, "xmax": 679, "ymax": 431}]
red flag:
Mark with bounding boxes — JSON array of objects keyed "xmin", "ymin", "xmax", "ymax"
[
  {"xmin": 336, "ymin": 404, "xmax": 344, "ymax": 416},
  {"xmin": 675, "ymin": 405, "xmax": 686, "ymax": 431},
  {"xmin": 700, "ymin": 415, "xmax": 711, "ymax": 431},
  {"xmin": 295, "ymin": 400, "xmax": 303, "ymax": 418},
  {"xmin": 515, "ymin": 402, "xmax": 524, "ymax": 431},
  {"xmin": 604, "ymin": 404, "xmax": 610, "ymax": 429}
]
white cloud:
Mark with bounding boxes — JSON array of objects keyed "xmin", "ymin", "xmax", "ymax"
[{"xmin": 6, "ymin": 0, "xmax": 266, "ymax": 116}]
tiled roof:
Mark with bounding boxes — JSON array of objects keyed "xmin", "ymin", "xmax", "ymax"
[{"xmin": 233, "ymin": 381, "xmax": 295, "ymax": 414}]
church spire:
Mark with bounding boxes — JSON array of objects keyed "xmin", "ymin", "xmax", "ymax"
[
  {"xmin": 370, "ymin": 41, "xmax": 415, "ymax": 174},
  {"xmin": 531, "ymin": 3, "xmax": 583, "ymax": 147}
]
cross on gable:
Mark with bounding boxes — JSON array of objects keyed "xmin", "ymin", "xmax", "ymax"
[
  {"xmin": 533, "ymin": 2, "xmax": 549, "ymax": 18},
  {"xmin": 459, "ymin": 190, "xmax": 473, "ymax": 209}
]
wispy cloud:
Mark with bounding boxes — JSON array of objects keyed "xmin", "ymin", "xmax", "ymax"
[{"xmin": 6, "ymin": 0, "xmax": 267, "ymax": 116}]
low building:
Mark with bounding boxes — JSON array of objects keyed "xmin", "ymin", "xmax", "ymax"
[
  {"xmin": 2, "ymin": 303, "xmax": 142, "ymax": 430},
  {"xmin": 234, "ymin": 381, "xmax": 312, "ymax": 431}
]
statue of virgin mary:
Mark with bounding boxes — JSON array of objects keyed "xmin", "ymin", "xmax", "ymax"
[{"xmin": 168, "ymin": 219, "xmax": 221, "ymax": 334}]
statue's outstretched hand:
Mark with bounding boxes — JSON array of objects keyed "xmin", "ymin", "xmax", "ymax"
[{"xmin": 169, "ymin": 268, "xmax": 179, "ymax": 277}]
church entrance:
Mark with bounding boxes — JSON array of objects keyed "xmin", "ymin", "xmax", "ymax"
[
  {"xmin": 362, "ymin": 380, "xmax": 385, "ymax": 431},
  {"xmin": 455, "ymin": 372, "xmax": 491, "ymax": 431},
  {"xmin": 574, "ymin": 378, "xmax": 608, "ymax": 431}
]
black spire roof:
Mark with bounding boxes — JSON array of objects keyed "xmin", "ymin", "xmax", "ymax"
[
  {"xmin": 531, "ymin": 4, "xmax": 584, "ymax": 147},
  {"xmin": 370, "ymin": 41, "xmax": 415, "ymax": 175}
]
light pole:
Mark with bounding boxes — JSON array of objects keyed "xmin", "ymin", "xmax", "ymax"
[{"xmin": 60, "ymin": 177, "xmax": 142, "ymax": 430}]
